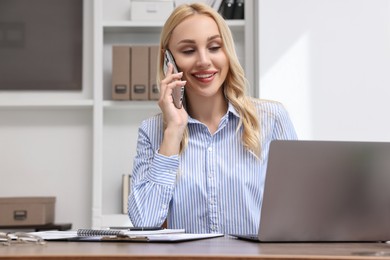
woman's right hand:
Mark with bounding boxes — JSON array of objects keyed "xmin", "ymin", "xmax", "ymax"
[{"xmin": 158, "ymin": 63, "xmax": 188, "ymax": 156}]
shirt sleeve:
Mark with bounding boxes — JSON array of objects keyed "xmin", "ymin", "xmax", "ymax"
[
  {"xmin": 128, "ymin": 120, "xmax": 180, "ymax": 227},
  {"xmin": 272, "ymin": 103, "xmax": 298, "ymax": 140}
]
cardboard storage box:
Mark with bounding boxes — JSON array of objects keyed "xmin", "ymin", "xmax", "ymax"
[
  {"xmin": 0, "ymin": 197, "xmax": 55, "ymax": 226},
  {"xmin": 131, "ymin": 0, "xmax": 174, "ymax": 21}
]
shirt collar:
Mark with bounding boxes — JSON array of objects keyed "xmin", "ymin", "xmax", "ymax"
[
  {"xmin": 187, "ymin": 101, "xmax": 240, "ymax": 124},
  {"xmin": 227, "ymin": 102, "xmax": 240, "ymax": 118}
]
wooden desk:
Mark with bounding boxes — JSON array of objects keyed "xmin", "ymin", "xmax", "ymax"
[{"xmin": 1, "ymin": 236, "xmax": 390, "ymax": 260}]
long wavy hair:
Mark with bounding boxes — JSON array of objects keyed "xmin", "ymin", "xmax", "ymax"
[{"xmin": 157, "ymin": 3, "xmax": 261, "ymax": 157}]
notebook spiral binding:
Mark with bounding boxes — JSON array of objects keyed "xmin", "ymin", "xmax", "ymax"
[{"xmin": 77, "ymin": 229, "xmax": 123, "ymax": 237}]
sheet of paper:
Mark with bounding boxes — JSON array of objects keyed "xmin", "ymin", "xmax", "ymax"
[
  {"xmin": 145, "ymin": 233, "xmax": 224, "ymax": 242},
  {"xmin": 30, "ymin": 231, "xmax": 78, "ymax": 240},
  {"xmin": 122, "ymin": 229, "xmax": 185, "ymax": 236},
  {"xmin": 100, "ymin": 233, "xmax": 225, "ymax": 242}
]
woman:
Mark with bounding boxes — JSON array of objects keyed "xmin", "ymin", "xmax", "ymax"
[{"xmin": 129, "ymin": 3, "xmax": 297, "ymax": 235}]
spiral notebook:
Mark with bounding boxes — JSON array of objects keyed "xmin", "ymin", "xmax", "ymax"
[
  {"xmin": 76, "ymin": 228, "xmax": 185, "ymax": 237},
  {"xmin": 30, "ymin": 229, "xmax": 223, "ymax": 243}
]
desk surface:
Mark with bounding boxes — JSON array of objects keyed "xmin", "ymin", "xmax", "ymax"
[{"xmin": 1, "ymin": 236, "xmax": 390, "ymax": 260}]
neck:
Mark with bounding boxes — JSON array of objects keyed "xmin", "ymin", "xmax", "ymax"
[{"xmin": 186, "ymin": 92, "xmax": 228, "ymax": 134}]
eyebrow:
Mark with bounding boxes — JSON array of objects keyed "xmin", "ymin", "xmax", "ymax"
[{"xmin": 177, "ymin": 34, "xmax": 222, "ymax": 45}]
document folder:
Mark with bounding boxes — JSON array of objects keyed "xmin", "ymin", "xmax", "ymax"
[
  {"xmin": 112, "ymin": 46, "xmax": 131, "ymax": 100},
  {"xmin": 131, "ymin": 46, "xmax": 149, "ymax": 100},
  {"xmin": 149, "ymin": 45, "xmax": 160, "ymax": 100}
]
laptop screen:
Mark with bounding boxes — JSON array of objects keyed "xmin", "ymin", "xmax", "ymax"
[{"xmin": 259, "ymin": 140, "xmax": 390, "ymax": 242}]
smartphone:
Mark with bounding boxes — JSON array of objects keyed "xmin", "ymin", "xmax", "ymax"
[{"xmin": 163, "ymin": 50, "xmax": 185, "ymax": 109}]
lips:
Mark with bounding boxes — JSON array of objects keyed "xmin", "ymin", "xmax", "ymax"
[{"xmin": 192, "ymin": 71, "xmax": 218, "ymax": 83}]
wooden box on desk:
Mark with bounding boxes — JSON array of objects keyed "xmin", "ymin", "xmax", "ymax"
[{"xmin": 0, "ymin": 197, "xmax": 55, "ymax": 226}]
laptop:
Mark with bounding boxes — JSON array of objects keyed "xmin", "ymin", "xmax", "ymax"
[{"xmin": 232, "ymin": 140, "xmax": 390, "ymax": 242}]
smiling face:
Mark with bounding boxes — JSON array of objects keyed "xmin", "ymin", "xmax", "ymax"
[{"xmin": 168, "ymin": 14, "xmax": 229, "ymax": 101}]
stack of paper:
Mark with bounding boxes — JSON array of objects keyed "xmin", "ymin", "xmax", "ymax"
[{"xmin": 29, "ymin": 229, "xmax": 224, "ymax": 242}]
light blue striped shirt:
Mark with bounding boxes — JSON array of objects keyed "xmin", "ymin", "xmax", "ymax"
[{"xmin": 129, "ymin": 99, "xmax": 297, "ymax": 234}]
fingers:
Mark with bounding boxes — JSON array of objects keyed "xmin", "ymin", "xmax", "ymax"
[
  {"xmin": 159, "ymin": 80, "xmax": 186, "ymax": 106},
  {"xmin": 159, "ymin": 65, "xmax": 184, "ymax": 100},
  {"xmin": 163, "ymin": 70, "xmax": 182, "ymax": 84}
]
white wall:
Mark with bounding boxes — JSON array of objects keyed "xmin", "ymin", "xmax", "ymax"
[
  {"xmin": 259, "ymin": 0, "xmax": 390, "ymax": 141},
  {"xmin": 0, "ymin": 109, "xmax": 92, "ymax": 228}
]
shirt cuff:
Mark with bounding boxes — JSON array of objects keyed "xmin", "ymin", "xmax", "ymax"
[{"xmin": 147, "ymin": 151, "xmax": 179, "ymax": 186}]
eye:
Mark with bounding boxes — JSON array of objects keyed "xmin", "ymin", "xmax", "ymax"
[
  {"xmin": 182, "ymin": 49, "xmax": 195, "ymax": 55},
  {"xmin": 209, "ymin": 46, "xmax": 221, "ymax": 52}
]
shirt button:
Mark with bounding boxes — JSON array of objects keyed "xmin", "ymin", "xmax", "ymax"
[
  {"xmin": 207, "ymin": 147, "xmax": 212, "ymax": 152},
  {"xmin": 162, "ymin": 204, "xmax": 167, "ymax": 210}
]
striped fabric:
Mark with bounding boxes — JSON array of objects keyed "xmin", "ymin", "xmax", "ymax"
[{"xmin": 129, "ymin": 99, "xmax": 297, "ymax": 234}]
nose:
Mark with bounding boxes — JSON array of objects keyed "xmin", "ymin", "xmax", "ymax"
[{"xmin": 196, "ymin": 49, "xmax": 211, "ymax": 68}]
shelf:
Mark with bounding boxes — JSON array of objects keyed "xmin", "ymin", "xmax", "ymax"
[
  {"xmin": 103, "ymin": 21, "xmax": 164, "ymax": 33},
  {"xmin": 0, "ymin": 99, "xmax": 160, "ymax": 110},
  {"xmin": 225, "ymin": 19, "xmax": 246, "ymax": 28},
  {"xmin": 92, "ymin": 0, "xmax": 255, "ymax": 229},
  {"xmin": 103, "ymin": 100, "xmax": 160, "ymax": 110},
  {"xmin": 103, "ymin": 19, "xmax": 245, "ymax": 33},
  {"xmin": 0, "ymin": 99, "xmax": 94, "ymax": 109}
]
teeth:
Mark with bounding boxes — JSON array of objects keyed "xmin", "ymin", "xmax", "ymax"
[{"xmin": 195, "ymin": 74, "xmax": 213, "ymax": 78}]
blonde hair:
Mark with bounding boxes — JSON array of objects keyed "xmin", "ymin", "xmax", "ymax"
[{"xmin": 157, "ymin": 3, "xmax": 261, "ymax": 156}]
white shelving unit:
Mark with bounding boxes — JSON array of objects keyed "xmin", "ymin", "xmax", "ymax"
[
  {"xmin": 0, "ymin": 0, "xmax": 95, "ymax": 229},
  {"xmin": 91, "ymin": 0, "xmax": 257, "ymax": 228},
  {"xmin": 0, "ymin": 100, "xmax": 94, "ymax": 109},
  {"xmin": 0, "ymin": 0, "xmax": 257, "ymax": 229}
]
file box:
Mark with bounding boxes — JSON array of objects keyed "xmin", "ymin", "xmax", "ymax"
[
  {"xmin": 131, "ymin": 0, "xmax": 174, "ymax": 21},
  {"xmin": 131, "ymin": 46, "xmax": 149, "ymax": 100},
  {"xmin": 112, "ymin": 46, "xmax": 131, "ymax": 100},
  {"xmin": 0, "ymin": 197, "xmax": 55, "ymax": 226}
]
